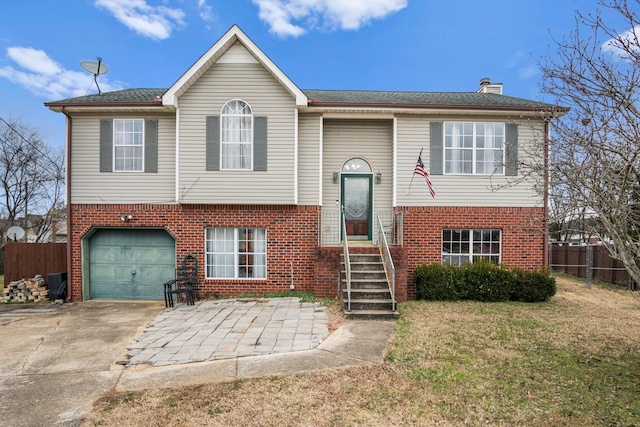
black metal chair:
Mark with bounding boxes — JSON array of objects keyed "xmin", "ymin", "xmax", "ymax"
[{"xmin": 163, "ymin": 254, "xmax": 198, "ymax": 307}]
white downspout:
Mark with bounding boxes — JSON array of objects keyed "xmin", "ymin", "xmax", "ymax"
[
  {"xmin": 393, "ymin": 116, "xmax": 397, "ymax": 207},
  {"xmin": 294, "ymin": 108, "xmax": 299, "ymax": 205},
  {"xmin": 318, "ymin": 115, "xmax": 323, "ymax": 206},
  {"xmin": 175, "ymin": 107, "xmax": 180, "ymax": 203}
]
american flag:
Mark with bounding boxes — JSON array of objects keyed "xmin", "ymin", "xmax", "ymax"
[{"xmin": 414, "ymin": 155, "xmax": 436, "ymax": 198}]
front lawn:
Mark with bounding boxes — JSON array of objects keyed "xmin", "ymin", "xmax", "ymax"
[{"xmin": 83, "ymin": 276, "xmax": 640, "ymax": 426}]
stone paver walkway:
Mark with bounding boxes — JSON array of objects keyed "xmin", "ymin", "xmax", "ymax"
[{"xmin": 125, "ymin": 298, "xmax": 329, "ymax": 367}]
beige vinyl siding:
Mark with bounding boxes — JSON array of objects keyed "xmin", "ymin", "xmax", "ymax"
[
  {"xmin": 322, "ymin": 119, "xmax": 393, "ymax": 214},
  {"xmin": 395, "ymin": 115, "xmax": 544, "ymax": 207},
  {"xmin": 178, "ymin": 61, "xmax": 296, "ymax": 204},
  {"xmin": 70, "ymin": 113, "xmax": 176, "ymax": 204},
  {"xmin": 217, "ymin": 42, "xmax": 259, "ymax": 64},
  {"xmin": 298, "ymin": 114, "xmax": 321, "ymax": 205}
]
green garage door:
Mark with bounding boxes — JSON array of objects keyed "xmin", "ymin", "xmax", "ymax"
[{"xmin": 88, "ymin": 229, "xmax": 175, "ymax": 300}]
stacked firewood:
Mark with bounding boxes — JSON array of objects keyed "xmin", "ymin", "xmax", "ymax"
[{"xmin": 1, "ymin": 275, "xmax": 49, "ymax": 303}]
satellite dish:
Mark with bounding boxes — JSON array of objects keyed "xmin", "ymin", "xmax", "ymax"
[
  {"xmin": 80, "ymin": 57, "xmax": 109, "ymax": 95},
  {"xmin": 7, "ymin": 226, "xmax": 25, "ymax": 242},
  {"xmin": 80, "ymin": 60, "xmax": 108, "ymax": 75}
]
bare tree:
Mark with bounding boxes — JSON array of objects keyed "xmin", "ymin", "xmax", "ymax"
[
  {"xmin": 0, "ymin": 117, "xmax": 65, "ymax": 242},
  {"xmin": 540, "ymin": 0, "xmax": 640, "ymax": 287}
]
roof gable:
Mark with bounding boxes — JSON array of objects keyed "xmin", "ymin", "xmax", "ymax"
[{"xmin": 163, "ymin": 25, "xmax": 307, "ymax": 108}]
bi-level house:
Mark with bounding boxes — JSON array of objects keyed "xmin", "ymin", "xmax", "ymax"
[{"xmin": 45, "ymin": 25, "xmax": 564, "ymax": 311}]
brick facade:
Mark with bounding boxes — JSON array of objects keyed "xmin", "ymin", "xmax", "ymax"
[
  {"xmin": 399, "ymin": 206, "xmax": 545, "ymax": 298},
  {"xmin": 69, "ymin": 204, "xmax": 321, "ymax": 301},
  {"xmin": 68, "ymin": 204, "xmax": 544, "ymax": 303}
]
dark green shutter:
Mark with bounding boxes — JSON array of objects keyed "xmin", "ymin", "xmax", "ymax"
[
  {"xmin": 505, "ymin": 123, "xmax": 518, "ymax": 176},
  {"xmin": 206, "ymin": 116, "xmax": 220, "ymax": 171},
  {"xmin": 99, "ymin": 119, "xmax": 113, "ymax": 172},
  {"xmin": 254, "ymin": 116, "xmax": 268, "ymax": 171},
  {"xmin": 144, "ymin": 119, "xmax": 158, "ymax": 173},
  {"xmin": 430, "ymin": 122, "xmax": 443, "ymax": 175}
]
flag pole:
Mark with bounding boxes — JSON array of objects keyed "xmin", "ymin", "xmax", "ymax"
[{"xmin": 407, "ymin": 147, "xmax": 424, "ymax": 194}]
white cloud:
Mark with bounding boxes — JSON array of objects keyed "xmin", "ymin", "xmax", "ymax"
[
  {"xmin": 506, "ymin": 50, "xmax": 539, "ymax": 80},
  {"xmin": 198, "ymin": 0, "xmax": 214, "ymax": 22},
  {"xmin": 7, "ymin": 47, "xmax": 62, "ymax": 75},
  {"xmin": 94, "ymin": 0, "xmax": 186, "ymax": 40},
  {"xmin": 0, "ymin": 47, "xmax": 123, "ymax": 100},
  {"xmin": 518, "ymin": 64, "xmax": 539, "ymax": 79},
  {"xmin": 252, "ymin": 0, "xmax": 408, "ymax": 38},
  {"xmin": 602, "ymin": 26, "xmax": 640, "ymax": 59}
]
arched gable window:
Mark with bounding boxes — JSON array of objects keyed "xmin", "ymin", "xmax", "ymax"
[{"xmin": 221, "ymin": 99, "xmax": 252, "ymax": 170}]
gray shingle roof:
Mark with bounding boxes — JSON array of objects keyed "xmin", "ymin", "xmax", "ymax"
[
  {"xmin": 46, "ymin": 88, "xmax": 562, "ymax": 111},
  {"xmin": 303, "ymin": 89, "xmax": 560, "ymax": 109},
  {"xmin": 46, "ymin": 89, "xmax": 166, "ymax": 104}
]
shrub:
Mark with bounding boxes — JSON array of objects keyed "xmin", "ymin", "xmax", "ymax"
[
  {"xmin": 414, "ymin": 263, "xmax": 459, "ymax": 301},
  {"xmin": 460, "ymin": 261, "xmax": 513, "ymax": 302},
  {"xmin": 510, "ymin": 268, "xmax": 557, "ymax": 302},
  {"xmin": 414, "ymin": 262, "xmax": 556, "ymax": 303}
]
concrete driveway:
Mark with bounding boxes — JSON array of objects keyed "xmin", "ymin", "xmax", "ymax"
[{"xmin": 0, "ymin": 301, "xmax": 164, "ymax": 427}]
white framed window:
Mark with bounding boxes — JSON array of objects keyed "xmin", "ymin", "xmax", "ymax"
[
  {"xmin": 206, "ymin": 228, "xmax": 266, "ymax": 279},
  {"xmin": 220, "ymin": 99, "xmax": 253, "ymax": 170},
  {"xmin": 444, "ymin": 122, "xmax": 504, "ymax": 175},
  {"xmin": 442, "ymin": 229, "xmax": 502, "ymax": 266},
  {"xmin": 113, "ymin": 119, "xmax": 144, "ymax": 172}
]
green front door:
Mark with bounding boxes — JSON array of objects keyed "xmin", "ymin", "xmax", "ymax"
[
  {"xmin": 341, "ymin": 173, "xmax": 373, "ymax": 240},
  {"xmin": 88, "ymin": 229, "xmax": 175, "ymax": 300}
]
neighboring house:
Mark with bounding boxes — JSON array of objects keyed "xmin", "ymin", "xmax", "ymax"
[
  {"xmin": 45, "ymin": 25, "xmax": 565, "ymax": 302},
  {"xmin": 1, "ymin": 212, "xmax": 66, "ymax": 243}
]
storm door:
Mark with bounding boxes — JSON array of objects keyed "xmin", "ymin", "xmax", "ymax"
[{"xmin": 340, "ymin": 158, "xmax": 373, "ymax": 240}]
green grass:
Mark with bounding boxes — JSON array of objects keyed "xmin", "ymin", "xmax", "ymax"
[{"xmin": 386, "ymin": 292, "xmax": 640, "ymax": 426}]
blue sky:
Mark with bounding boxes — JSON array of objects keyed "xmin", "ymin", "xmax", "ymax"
[{"xmin": 0, "ymin": 0, "xmax": 617, "ymax": 149}]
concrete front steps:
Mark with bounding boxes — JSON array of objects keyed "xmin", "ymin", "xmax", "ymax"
[{"xmin": 340, "ymin": 252, "xmax": 400, "ymax": 320}]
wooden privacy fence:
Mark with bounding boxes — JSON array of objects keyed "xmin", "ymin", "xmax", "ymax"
[
  {"xmin": 2, "ymin": 243, "xmax": 67, "ymax": 285},
  {"xmin": 549, "ymin": 243, "xmax": 637, "ymax": 289}
]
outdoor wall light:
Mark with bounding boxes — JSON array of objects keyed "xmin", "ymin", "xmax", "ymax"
[
  {"xmin": 332, "ymin": 171, "xmax": 339, "ymax": 183},
  {"xmin": 376, "ymin": 171, "xmax": 382, "ymax": 184},
  {"xmin": 120, "ymin": 214, "xmax": 133, "ymax": 222}
]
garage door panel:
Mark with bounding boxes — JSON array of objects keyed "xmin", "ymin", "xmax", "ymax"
[
  {"xmin": 88, "ymin": 229, "xmax": 175, "ymax": 300},
  {"xmin": 90, "ymin": 266, "xmax": 116, "ymax": 281}
]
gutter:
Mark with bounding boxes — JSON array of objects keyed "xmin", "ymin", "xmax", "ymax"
[
  {"xmin": 44, "ymin": 100, "xmax": 167, "ymax": 112},
  {"xmin": 61, "ymin": 107, "xmax": 72, "ymax": 302}
]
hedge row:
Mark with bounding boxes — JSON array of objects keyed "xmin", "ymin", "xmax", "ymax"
[{"xmin": 414, "ymin": 261, "xmax": 556, "ymax": 303}]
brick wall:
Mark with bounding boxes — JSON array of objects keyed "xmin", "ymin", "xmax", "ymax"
[
  {"xmin": 69, "ymin": 204, "xmax": 320, "ymax": 301},
  {"xmin": 399, "ymin": 206, "xmax": 545, "ymax": 298}
]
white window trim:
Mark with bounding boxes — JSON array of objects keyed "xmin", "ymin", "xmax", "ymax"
[
  {"xmin": 220, "ymin": 99, "xmax": 254, "ymax": 171},
  {"xmin": 113, "ymin": 118, "xmax": 145, "ymax": 173},
  {"xmin": 441, "ymin": 228, "xmax": 502, "ymax": 265},
  {"xmin": 443, "ymin": 122, "xmax": 505, "ymax": 176},
  {"xmin": 205, "ymin": 227, "xmax": 267, "ymax": 280}
]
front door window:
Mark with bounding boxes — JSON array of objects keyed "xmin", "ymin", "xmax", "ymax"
[{"xmin": 341, "ymin": 158, "xmax": 373, "ymax": 240}]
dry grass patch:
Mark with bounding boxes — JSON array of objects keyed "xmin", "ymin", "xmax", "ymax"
[{"xmin": 83, "ymin": 276, "xmax": 640, "ymax": 426}]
